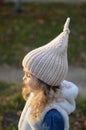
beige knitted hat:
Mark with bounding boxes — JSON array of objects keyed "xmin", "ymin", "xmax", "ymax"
[{"xmin": 22, "ymin": 17, "xmax": 70, "ymax": 86}]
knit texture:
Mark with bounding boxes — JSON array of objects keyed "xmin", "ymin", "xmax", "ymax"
[{"xmin": 22, "ymin": 18, "xmax": 70, "ymax": 86}]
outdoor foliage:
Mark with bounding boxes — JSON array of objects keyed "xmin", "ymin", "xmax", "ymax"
[
  {"xmin": 0, "ymin": 2, "xmax": 86, "ymax": 67},
  {"xmin": 0, "ymin": 82, "xmax": 24, "ymax": 130},
  {"xmin": 0, "ymin": 82, "xmax": 86, "ymax": 130}
]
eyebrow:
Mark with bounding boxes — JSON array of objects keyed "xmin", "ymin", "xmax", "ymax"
[
  {"xmin": 23, "ymin": 68, "xmax": 32, "ymax": 75},
  {"xmin": 23, "ymin": 68, "xmax": 28, "ymax": 72}
]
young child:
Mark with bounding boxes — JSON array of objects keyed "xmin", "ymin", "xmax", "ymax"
[{"xmin": 18, "ymin": 18, "xmax": 78, "ymax": 130}]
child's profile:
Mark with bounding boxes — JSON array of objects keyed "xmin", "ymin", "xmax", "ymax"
[{"xmin": 18, "ymin": 17, "xmax": 78, "ymax": 130}]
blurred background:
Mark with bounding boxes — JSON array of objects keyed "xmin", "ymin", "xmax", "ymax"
[{"xmin": 0, "ymin": 0, "xmax": 86, "ymax": 130}]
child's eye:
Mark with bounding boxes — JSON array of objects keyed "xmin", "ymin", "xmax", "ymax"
[
  {"xmin": 26, "ymin": 73, "xmax": 31, "ymax": 78},
  {"xmin": 27, "ymin": 75, "xmax": 31, "ymax": 78}
]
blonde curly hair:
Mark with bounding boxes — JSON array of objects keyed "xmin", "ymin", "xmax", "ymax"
[{"xmin": 22, "ymin": 78, "xmax": 63, "ymax": 121}]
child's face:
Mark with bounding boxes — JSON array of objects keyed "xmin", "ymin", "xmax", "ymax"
[{"xmin": 23, "ymin": 68, "xmax": 40, "ymax": 93}]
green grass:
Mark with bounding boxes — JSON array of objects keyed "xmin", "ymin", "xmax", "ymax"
[
  {"xmin": 70, "ymin": 98, "xmax": 86, "ymax": 130},
  {"xmin": 0, "ymin": 3, "xmax": 86, "ymax": 67},
  {"xmin": 0, "ymin": 82, "xmax": 24, "ymax": 130},
  {"xmin": 0, "ymin": 82, "xmax": 86, "ymax": 130}
]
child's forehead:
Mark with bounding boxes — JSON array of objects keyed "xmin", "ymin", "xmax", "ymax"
[{"xmin": 23, "ymin": 68, "xmax": 31, "ymax": 74}]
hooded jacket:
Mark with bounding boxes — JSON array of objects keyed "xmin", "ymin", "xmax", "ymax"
[{"xmin": 18, "ymin": 80, "xmax": 78, "ymax": 130}]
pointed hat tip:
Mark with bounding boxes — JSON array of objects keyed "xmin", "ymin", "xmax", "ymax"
[
  {"xmin": 65, "ymin": 17, "xmax": 70, "ymax": 27},
  {"xmin": 63, "ymin": 17, "xmax": 70, "ymax": 33}
]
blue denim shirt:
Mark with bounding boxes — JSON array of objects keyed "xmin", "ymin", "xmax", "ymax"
[{"xmin": 42, "ymin": 109, "xmax": 64, "ymax": 130}]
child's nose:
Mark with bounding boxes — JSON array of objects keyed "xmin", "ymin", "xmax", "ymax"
[{"xmin": 23, "ymin": 75, "xmax": 26, "ymax": 80}]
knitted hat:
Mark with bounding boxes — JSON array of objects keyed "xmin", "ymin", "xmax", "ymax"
[{"xmin": 22, "ymin": 18, "xmax": 70, "ymax": 86}]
